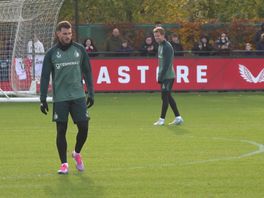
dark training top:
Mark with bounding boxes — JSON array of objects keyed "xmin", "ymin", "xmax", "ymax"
[
  {"xmin": 40, "ymin": 42, "xmax": 94, "ymax": 102},
  {"xmin": 157, "ymin": 40, "xmax": 175, "ymax": 82}
]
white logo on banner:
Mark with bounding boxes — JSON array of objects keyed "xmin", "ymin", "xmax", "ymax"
[{"xmin": 239, "ymin": 64, "xmax": 264, "ymax": 84}]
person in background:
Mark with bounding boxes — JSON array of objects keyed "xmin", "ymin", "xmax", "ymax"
[
  {"xmin": 83, "ymin": 37, "xmax": 97, "ymax": 57},
  {"xmin": 253, "ymin": 22, "xmax": 264, "ymax": 46},
  {"xmin": 215, "ymin": 32, "xmax": 231, "ymax": 55},
  {"xmin": 243, "ymin": 42, "xmax": 254, "ymax": 56},
  {"xmin": 192, "ymin": 35, "xmax": 213, "ymax": 56},
  {"xmin": 27, "ymin": 34, "xmax": 45, "ymax": 56},
  {"xmin": 27, "ymin": 34, "xmax": 45, "ymax": 80},
  {"xmin": 105, "ymin": 27, "xmax": 122, "ymax": 56},
  {"xmin": 170, "ymin": 33, "xmax": 184, "ymax": 56},
  {"xmin": 140, "ymin": 35, "xmax": 157, "ymax": 56},
  {"xmin": 256, "ymin": 33, "xmax": 264, "ymax": 55},
  {"xmin": 117, "ymin": 39, "xmax": 133, "ymax": 57},
  {"xmin": 152, "ymin": 26, "xmax": 183, "ymax": 126}
]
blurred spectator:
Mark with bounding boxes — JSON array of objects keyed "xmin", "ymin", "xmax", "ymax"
[
  {"xmin": 26, "ymin": 35, "xmax": 45, "ymax": 81},
  {"xmin": 253, "ymin": 22, "xmax": 264, "ymax": 46},
  {"xmin": 170, "ymin": 33, "xmax": 184, "ymax": 56},
  {"xmin": 215, "ymin": 32, "xmax": 231, "ymax": 55},
  {"xmin": 243, "ymin": 42, "xmax": 254, "ymax": 56},
  {"xmin": 192, "ymin": 35, "xmax": 213, "ymax": 56},
  {"xmin": 27, "ymin": 34, "xmax": 45, "ymax": 55},
  {"xmin": 105, "ymin": 28, "xmax": 122, "ymax": 56},
  {"xmin": 256, "ymin": 33, "xmax": 264, "ymax": 55},
  {"xmin": 140, "ymin": 35, "xmax": 157, "ymax": 56},
  {"xmin": 83, "ymin": 37, "xmax": 98, "ymax": 57},
  {"xmin": 116, "ymin": 39, "xmax": 133, "ymax": 56}
]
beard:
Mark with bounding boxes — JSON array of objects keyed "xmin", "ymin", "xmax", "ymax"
[
  {"xmin": 58, "ymin": 38, "xmax": 72, "ymax": 51},
  {"xmin": 59, "ymin": 37, "xmax": 72, "ymax": 46}
]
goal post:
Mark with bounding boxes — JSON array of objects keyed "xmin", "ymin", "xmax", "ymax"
[{"xmin": 0, "ymin": 0, "xmax": 64, "ymax": 100}]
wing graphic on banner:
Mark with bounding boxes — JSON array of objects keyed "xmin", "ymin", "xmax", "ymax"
[
  {"xmin": 239, "ymin": 64, "xmax": 264, "ymax": 83},
  {"xmin": 256, "ymin": 68, "xmax": 264, "ymax": 83}
]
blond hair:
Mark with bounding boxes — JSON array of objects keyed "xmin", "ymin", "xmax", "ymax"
[
  {"xmin": 56, "ymin": 21, "xmax": 72, "ymax": 32},
  {"xmin": 153, "ymin": 27, "xmax": 165, "ymax": 35}
]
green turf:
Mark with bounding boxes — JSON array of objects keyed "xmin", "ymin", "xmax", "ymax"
[{"xmin": 0, "ymin": 92, "xmax": 264, "ymax": 198}]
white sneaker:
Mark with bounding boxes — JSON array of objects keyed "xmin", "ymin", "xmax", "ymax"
[
  {"xmin": 169, "ymin": 116, "xmax": 184, "ymax": 125},
  {"xmin": 153, "ymin": 118, "xmax": 165, "ymax": 126}
]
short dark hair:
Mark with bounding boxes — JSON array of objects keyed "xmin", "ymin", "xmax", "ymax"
[
  {"xmin": 153, "ymin": 27, "xmax": 165, "ymax": 35},
  {"xmin": 171, "ymin": 33, "xmax": 179, "ymax": 38},
  {"xmin": 56, "ymin": 21, "xmax": 72, "ymax": 32}
]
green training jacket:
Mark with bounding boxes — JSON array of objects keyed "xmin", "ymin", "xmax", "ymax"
[
  {"xmin": 157, "ymin": 40, "xmax": 175, "ymax": 82},
  {"xmin": 40, "ymin": 42, "xmax": 94, "ymax": 102}
]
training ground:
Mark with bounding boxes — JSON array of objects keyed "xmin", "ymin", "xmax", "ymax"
[{"xmin": 0, "ymin": 92, "xmax": 263, "ymax": 197}]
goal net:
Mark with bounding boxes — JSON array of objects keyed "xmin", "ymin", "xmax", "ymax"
[{"xmin": 0, "ymin": 0, "xmax": 64, "ymax": 100}]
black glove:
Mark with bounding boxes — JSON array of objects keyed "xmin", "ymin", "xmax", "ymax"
[
  {"xmin": 40, "ymin": 100, "xmax": 49, "ymax": 115},
  {"xmin": 158, "ymin": 78, "xmax": 163, "ymax": 84},
  {"xmin": 86, "ymin": 97, "xmax": 94, "ymax": 108}
]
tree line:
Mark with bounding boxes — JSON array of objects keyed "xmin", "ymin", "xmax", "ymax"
[{"xmin": 59, "ymin": 0, "xmax": 264, "ymax": 23}]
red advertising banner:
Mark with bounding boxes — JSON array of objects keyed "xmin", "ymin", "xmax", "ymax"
[
  {"xmin": 1, "ymin": 57, "xmax": 263, "ymax": 92},
  {"xmin": 90, "ymin": 58, "xmax": 264, "ymax": 91}
]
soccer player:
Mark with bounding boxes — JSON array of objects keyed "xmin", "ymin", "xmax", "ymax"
[
  {"xmin": 40, "ymin": 21, "xmax": 94, "ymax": 174},
  {"xmin": 153, "ymin": 27, "xmax": 183, "ymax": 126}
]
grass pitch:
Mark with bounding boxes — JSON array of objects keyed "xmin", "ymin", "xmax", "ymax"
[{"xmin": 0, "ymin": 92, "xmax": 264, "ymax": 198}]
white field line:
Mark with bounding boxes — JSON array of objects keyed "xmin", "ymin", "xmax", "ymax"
[
  {"xmin": 101, "ymin": 136, "xmax": 264, "ymax": 171},
  {"xmin": 179, "ymin": 137, "xmax": 264, "ymax": 165},
  {"xmin": 0, "ymin": 136, "xmax": 263, "ymax": 184}
]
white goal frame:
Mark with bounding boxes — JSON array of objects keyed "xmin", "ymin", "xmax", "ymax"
[{"xmin": 0, "ymin": 0, "xmax": 65, "ymax": 102}]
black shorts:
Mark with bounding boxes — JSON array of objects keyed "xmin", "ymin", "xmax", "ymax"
[
  {"xmin": 53, "ymin": 97, "xmax": 89, "ymax": 123},
  {"xmin": 161, "ymin": 79, "xmax": 174, "ymax": 92}
]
